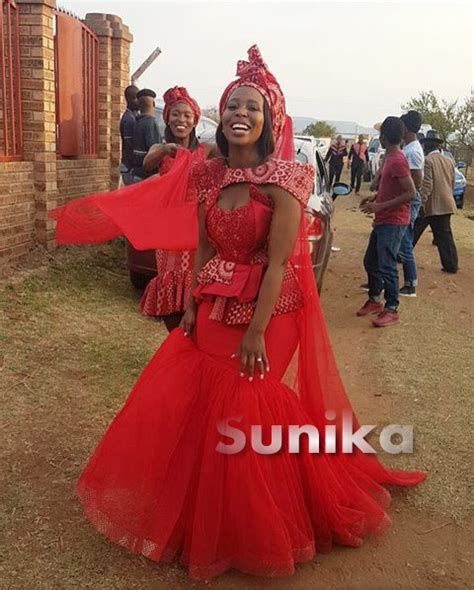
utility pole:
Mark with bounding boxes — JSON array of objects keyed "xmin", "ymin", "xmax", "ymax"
[{"xmin": 131, "ymin": 46, "xmax": 162, "ymax": 85}]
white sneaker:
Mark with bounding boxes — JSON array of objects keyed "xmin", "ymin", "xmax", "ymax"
[{"xmin": 331, "ymin": 246, "xmax": 341, "ymax": 252}]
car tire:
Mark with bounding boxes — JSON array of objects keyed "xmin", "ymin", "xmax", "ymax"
[{"xmin": 129, "ymin": 271, "xmax": 152, "ymax": 290}]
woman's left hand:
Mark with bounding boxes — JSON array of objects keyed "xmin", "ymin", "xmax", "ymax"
[{"xmin": 233, "ymin": 327, "xmax": 269, "ymax": 381}]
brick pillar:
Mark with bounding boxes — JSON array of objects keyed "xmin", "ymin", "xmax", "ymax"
[
  {"xmin": 17, "ymin": 0, "xmax": 58, "ymax": 247},
  {"xmin": 109, "ymin": 16, "xmax": 133, "ymax": 190},
  {"xmin": 84, "ymin": 13, "xmax": 133, "ymax": 190}
]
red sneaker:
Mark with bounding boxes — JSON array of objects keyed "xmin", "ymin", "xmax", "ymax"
[
  {"xmin": 372, "ymin": 310, "xmax": 400, "ymax": 327},
  {"xmin": 356, "ymin": 300, "xmax": 384, "ymax": 317}
]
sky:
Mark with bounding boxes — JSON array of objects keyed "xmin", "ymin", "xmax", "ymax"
[{"xmin": 62, "ymin": 1, "xmax": 472, "ymax": 127}]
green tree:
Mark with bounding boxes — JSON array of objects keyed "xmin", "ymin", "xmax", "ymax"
[
  {"xmin": 402, "ymin": 91, "xmax": 473, "ymax": 170},
  {"xmin": 451, "ymin": 96, "xmax": 473, "ymax": 151},
  {"xmin": 302, "ymin": 121, "xmax": 336, "ymax": 138},
  {"xmin": 402, "ymin": 90, "xmax": 461, "ymax": 142}
]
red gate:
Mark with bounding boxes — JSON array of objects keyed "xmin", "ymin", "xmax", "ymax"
[
  {"xmin": 55, "ymin": 9, "xmax": 99, "ymax": 157},
  {"xmin": 0, "ymin": 0, "xmax": 23, "ymax": 161}
]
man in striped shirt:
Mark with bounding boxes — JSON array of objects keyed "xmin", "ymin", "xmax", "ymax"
[
  {"xmin": 325, "ymin": 135, "xmax": 347, "ymax": 187},
  {"xmin": 348, "ymin": 134, "xmax": 369, "ymax": 195}
]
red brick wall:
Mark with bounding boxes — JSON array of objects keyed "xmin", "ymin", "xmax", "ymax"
[
  {"xmin": 0, "ymin": 3, "xmax": 132, "ymax": 273},
  {"xmin": 0, "ymin": 162, "xmax": 36, "ymax": 267},
  {"xmin": 56, "ymin": 159, "xmax": 110, "ymax": 207},
  {"xmin": 0, "ymin": 159, "xmax": 111, "ymax": 269}
]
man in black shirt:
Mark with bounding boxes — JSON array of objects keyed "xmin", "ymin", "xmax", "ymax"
[
  {"xmin": 119, "ymin": 85, "xmax": 139, "ymax": 185},
  {"xmin": 132, "ymin": 88, "xmax": 162, "ymax": 180}
]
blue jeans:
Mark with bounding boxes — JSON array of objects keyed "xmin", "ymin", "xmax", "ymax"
[
  {"xmin": 120, "ymin": 171, "xmax": 136, "ymax": 186},
  {"xmin": 119, "ymin": 164, "xmax": 137, "ymax": 186},
  {"xmin": 398, "ymin": 192, "xmax": 422, "ymax": 286},
  {"xmin": 363, "ymin": 224, "xmax": 408, "ymax": 312}
]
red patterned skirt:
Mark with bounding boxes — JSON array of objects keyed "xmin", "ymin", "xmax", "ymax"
[{"xmin": 140, "ymin": 249, "xmax": 195, "ymax": 317}]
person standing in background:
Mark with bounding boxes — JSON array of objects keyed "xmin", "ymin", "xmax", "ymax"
[
  {"xmin": 119, "ymin": 85, "xmax": 139, "ymax": 186},
  {"xmin": 414, "ymin": 130, "xmax": 458, "ymax": 273},
  {"xmin": 357, "ymin": 117, "xmax": 416, "ymax": 327},
  {"xmin": 397, "ymin": 111, "xmax": 424, "ymax": 297},
  {"xmin": 139, "ymin": 86, "xmax": 214, "ymax": 331},
  {"xmin": 132, "ymin": 88, "xmax": 162, "ymax": 181},
  {"xmin": 348, "ymin": 134, "xmax": 369, "ymax": 194},
  {"xmin": 325, "ymin": 134, "xmax": 347, "ymax": 187}
]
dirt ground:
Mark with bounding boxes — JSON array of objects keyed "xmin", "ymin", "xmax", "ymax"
[{"xmin": 1, "ymin": 178, "xmax": 473, "ymax": 589}]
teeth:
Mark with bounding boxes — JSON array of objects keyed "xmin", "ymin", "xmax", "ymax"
[{"xmin": 232, "ymin": 124, "xmax": 249, "ymax": 131}]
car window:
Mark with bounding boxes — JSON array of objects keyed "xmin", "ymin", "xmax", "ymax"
[
  {"xmin": 315, "ymin": 150, "xmax": 329, "ymax": 193},
  {"xmin": 368, "ymin": 138, "xmax": 380, "ymax": 153},
  {"xmin": 295, "ymin": 149, "xmax": 308, "ymax": 164},
  {"xmin": 154, "ymin": 106, "xmax": 166, "ymax": 137}
]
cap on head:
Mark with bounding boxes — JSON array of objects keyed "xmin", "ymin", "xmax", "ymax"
[{"xmin": 136, "ymin": 88, "xmax": 157, "ymax": 100}]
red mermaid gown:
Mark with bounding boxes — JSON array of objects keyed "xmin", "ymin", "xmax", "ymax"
[{"xmin": 76, "ymin": 158, "xmax": 425, "ymax": 580}]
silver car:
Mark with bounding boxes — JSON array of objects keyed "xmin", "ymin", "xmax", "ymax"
[{"xmin": 294, "ymin": 137, "xmax": 351, "ymax": 292}]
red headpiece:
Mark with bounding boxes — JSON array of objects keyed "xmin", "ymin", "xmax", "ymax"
[
  {"xmin": 162, "ymin": 86, "xmax": 201, "ymax": 125},
  {"xmin": 219, "ymin": 45, "xmax": 287, "ymax": 144}
]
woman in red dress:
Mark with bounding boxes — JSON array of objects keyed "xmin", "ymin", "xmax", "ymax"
[
  {"xmin": 54, "ymin": 46, "xmax": 425, "ymax": 581},
  {"xmin": 139, "ymin": 87, "xmax": 215, "ymax": 331}
]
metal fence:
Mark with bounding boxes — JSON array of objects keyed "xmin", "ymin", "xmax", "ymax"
[
  {"xmin": 55, "ymin": 9, "xmax": 99, "ymax": 157},
  {"xmin": 0, "ymin": 0, "xmax": 23, "ymax": 161}
]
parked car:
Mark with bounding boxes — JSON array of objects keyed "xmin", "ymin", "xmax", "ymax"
[
  {"xmin": 294, "ymin": 137, "xmax": 351, "ymax": 292},
  {"xmin": 127, "ymin": 108, "xmax": 218, "ymax": 289},
  {"xmin": 367, "ymin": 137, "xmax": 385, "ymax": 181},
  {"xmin": 453, "ymin": 166, "xmax": 467, "ymax": 208},
  {"xmin": 294, "ymin": 135, "xmax": 330, "ymax": 158},
  {"xmin": 436, "ymin": 149, "xmax": 467, "ymax": 209}
]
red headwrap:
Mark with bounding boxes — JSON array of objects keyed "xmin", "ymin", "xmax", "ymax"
[
  {"xmin": 162, "ymin": 86, "xmax": 201, "ymax": 125},
  {"xmin": 219, "ymin": 45, "xmax": 287, "ymax": 145}
]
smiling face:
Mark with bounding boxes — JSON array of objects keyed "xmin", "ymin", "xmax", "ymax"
[
  {"xmin": 221, "ymin": 86, "xmax": 265, "ymax": 149},
  {"xmin": 167, "ymin": 101, "xmax": 196, "ymax": 140}
]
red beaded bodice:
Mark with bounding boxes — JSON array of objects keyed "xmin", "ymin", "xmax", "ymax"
[{"xmin": 192, "ymin": 159, "xmax": 314, "ymax": 324}]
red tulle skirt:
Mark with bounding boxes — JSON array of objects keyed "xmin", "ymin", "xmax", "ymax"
[
  {"xmin": 77, "ymin": 301, "xmax": 425, "ymax": 580},
  {"xmin": 140, "ymin": 250, "xmax": 195, "ymax": 317}
]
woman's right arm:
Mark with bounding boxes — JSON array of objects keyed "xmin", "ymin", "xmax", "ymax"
[
  {"xmin": 143, "ymin": 143, "xmax": 176, "ymax": 173},
  {"xmin": 181, "ymin": 202, "xmax": 216, "ymax": 335}
]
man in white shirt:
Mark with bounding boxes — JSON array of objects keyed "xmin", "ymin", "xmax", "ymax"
[{"xmin": 398, "ymin": 111, "xmax": 425, "ymax": 297}]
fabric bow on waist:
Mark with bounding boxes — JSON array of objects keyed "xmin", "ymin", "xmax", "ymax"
[{"xmin": 193, "ymin": 255, "xmax": 267, "ymax": 321}]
